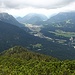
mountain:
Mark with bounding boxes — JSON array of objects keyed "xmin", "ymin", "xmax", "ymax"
[
  {"xmin": 0, "ymin": 20, "xmax": 75, "ymax": 60},
  {"xmin": 16, "ymin": 13, "xmax": 48, "ymax": 24},
  {"xmin": 43, "ymin": 12, "xmax": 75, "ymax": 32},
  {"xmin": 0, "ymin": 13, "xmax": 75, "ymax": 60},
  {"xmin": 0, "ymin": 46, "xmax": 57, "ymax": 61},
  {"xmin": 39, "ymin": 12, "xmax": 75, "ymax": 60},
  {"xmin": 47, "ymin": 12, "xmax": 75, "ymax": 23},
  {"xmin": 40, "ymin": 12, "xmax": 75, "ymax": 40},
  {"xmin": 0, "ymin": 20, "xmax": 43, "ymax": 52},
  {"xmin": 0, "ymin": 46, "xmax": 75, "ymax": 75},
  {"xmin": 0, "ymin": 13, "xmax": 24, "ymax": 27},
  {"xmin": 40, "ymin": 12, "xmax": 75, "ymax": 32}
]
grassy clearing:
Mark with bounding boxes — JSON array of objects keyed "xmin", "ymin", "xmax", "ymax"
[{"xmin": 49, "ymin": 30, "xmax": 75, "ymax": 38}]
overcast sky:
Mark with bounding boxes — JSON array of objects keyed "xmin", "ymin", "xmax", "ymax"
[{"xmin": 0, "ymin": 0, "xmax": 75, "ymax": 17}]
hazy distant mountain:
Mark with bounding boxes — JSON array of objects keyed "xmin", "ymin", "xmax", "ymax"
[
  {"xmin": 16, "ymin": 13, "xmax": 48, "ymax": 24},
  {"xmin": 47, "ymin": 12, "xmax": 75, "ymax": 23},
  {"xmin": 43, "ymin": 12, "xmax": 75, "ymax": 32},
  {"xmin": 0, "ymin": 13, "xmax": 24, "ymax": 27}
]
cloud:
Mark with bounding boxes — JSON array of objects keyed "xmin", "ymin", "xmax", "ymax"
[
  {"xmin": 0, "ymin": 0, "xmax": 75, "ymax": 17},
  {"xmin": 0, "ymin": 0, "xmax": 75, "ymax": 9}
]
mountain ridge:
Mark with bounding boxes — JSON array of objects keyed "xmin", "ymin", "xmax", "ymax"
[
  {"xmin": 0, "ymin": 46, "xmax": 75, "ymax": 75},
  {"xmin": 0, "ymin": 46, "xmax": 57, "ymax": 61},
  {"xmin": 0, "ymin": 13, "xmax": 24, "ymax": 27},
  {"xmin": 16, "ymin": 13, "xmax": 48, "ymax": 24},
  {"xmin": 47, "ymin": 12, "xmax": 75, "ymax": 23}
]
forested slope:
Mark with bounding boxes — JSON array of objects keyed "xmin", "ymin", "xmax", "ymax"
[{"xmin": 0, "ymin": 46, "xmax": 75, "ymax": 75}]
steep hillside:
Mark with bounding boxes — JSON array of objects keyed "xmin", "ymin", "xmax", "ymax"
[
  {"xmin": 45, "ymin": 12, "xmax": 75, "ymax": 32},
  {"xmin": 0, "ymin": 46, "xmax": 57, "ymax": 61},
  {"xmin": 0, "ymin": 13, "xmax": 24, "ymax": 27},
  {"xmin": 0, "ymin": 21, "xmax": 43, "ymax": 52},
  {"xmin": 0, "ymin": 46, "xmax": 75, "ymax": 75}
]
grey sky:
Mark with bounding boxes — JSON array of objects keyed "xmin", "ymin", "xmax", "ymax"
[
  {"xmin": 0, "ymin": 0, "xmax": 75, "ymax": 9},
  {"xmin": 0, "ymin": 0, "xmax": 75, "ymax": 17}
]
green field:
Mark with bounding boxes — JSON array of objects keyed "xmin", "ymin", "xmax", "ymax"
[{"xmin": 49, "ymin": 30, "xmax": 75, "ymax": 38}]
